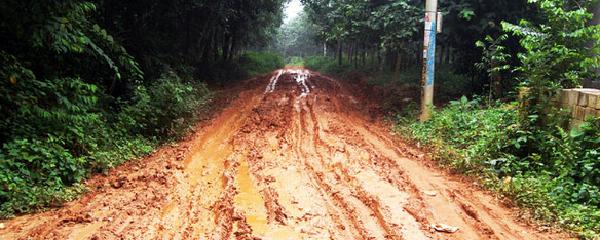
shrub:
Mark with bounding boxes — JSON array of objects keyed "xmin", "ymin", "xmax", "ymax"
[
  {"xmin": 0, "ymin": 61, "xmax": 211, "ymax": 217},
  {"xmin": 239, "ymin": 51, "xmax": 284, "ymax": 76},
  {"xmin": 0, "ymin": 75, "xmax": 106, "ymax": 216},
  {"xmin": 143, "ymin": 71, "xmax": 212, "ymax": 138},
  {"xmin": 403, "ymin": 96, "xmax": 518, "ymax": 172},
  {"xmin": 286, "ymin": 56, "xmax": 305, "ymax": 67},
  {"xmin": 400, "ymin": 96, "xmax": 600, "ymax": 237},
  {"xmin": 304, "ymin": 56, "xmax": 353, "ymax": 75},
  {"xmin": 197, "ymin": 60, "xmax": 248, "ymax": 84}
]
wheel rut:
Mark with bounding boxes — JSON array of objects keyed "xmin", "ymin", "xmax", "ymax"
[{"xmin": 0, "ymin": 69, "xmax": 571, "ymax": 240}]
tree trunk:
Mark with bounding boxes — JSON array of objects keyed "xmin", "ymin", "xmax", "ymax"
[
  {"xmin": 347, "ymin": 43, "xmax": 352, "ymax": 64},
  {"xmin": 395, "ymin": 51, "xmax": 402, "ymax": 74},
  {"xmin": 338, "ymin": 41, "xmax": 342, "ymax": 66},
  {"xmin": 361, "ymin": 44, "xmax": 366, "ymax": 66},
  {"xmin": 377, "ymin": 49, "xmax": 382, "ymax": 70}
]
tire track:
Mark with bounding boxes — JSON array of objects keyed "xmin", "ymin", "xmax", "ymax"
[{"xmin": 0, "ymin": 69, "xmax": 571, "ymax": 240}]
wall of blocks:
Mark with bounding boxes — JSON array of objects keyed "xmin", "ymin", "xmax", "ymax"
[{"xmin": 560, "ymin": 88, "xmax": 600, "ymax": 128}]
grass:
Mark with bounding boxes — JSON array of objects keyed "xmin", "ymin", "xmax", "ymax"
[{"xmin": 396, "ymin": 97, "xmax": 600, "ymax": 238}]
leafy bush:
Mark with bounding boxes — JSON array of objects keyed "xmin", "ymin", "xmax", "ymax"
[
  {"xmin": 304, "ymin": 56, "xmax": 354, "ymax": 75},
  {"xmin": 403, "ymin": 97, "xmax": 518, "ymax": 171},
  {"xmin": 0, "ymin": 0, "xmax": 275, "ymax": 219},
  {"xmin": 239, "ymin": 51, "xmax": 284, "ymax": 76},
  {"xmin": 305, "ymin": 54, "xmax": 471, "ymax": 101},
  {"xmin": 286, "ymin": 56, "xmax": 305, "ymax": 67},
  {"xmin": 0, "ymin": 59, "xmax": 211, "ymax": 217},
  {"xmin": 136, "ymin": 71, "xmax": 212, "ymax": 139},
  {"xmin": 0, "ymin": 74, "xmax": 106, "ymax": 215},
  {"xmin": 198, "ymin": 52, "xmax": 284, "ymax": 84},
  {"xmin": 501, "ymin": 0, "xmax": 599, "ymax": 130},
  {"xmin": 197, "ymin": 60, "xmax": 248, "ymax": 84},
  {"xmin": 399, "ymin": 97, "xmax": 600, "ymax": 237}
]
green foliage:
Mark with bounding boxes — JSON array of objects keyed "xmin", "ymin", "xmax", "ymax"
[
  {"xmin": 502, "ymin": 0, "xmax": 599, "ymax": 89},
  {"xmin": 368, "ymin": 1, "xmax": 421, "ymax": 51},
  {"xmin": 300, "ymin": 0, "xmax": 537, "ymax": 85},
  {"xmin": 400, "ymin": 97, "xmax": 600, "ymax": 237},
  {"xmin": 424, "ymin": 1, "xmax": 600, "ymax": 237},
  {"xmin": 0, "ymin": 62, "xmax": 210, "ymax": 217},
  {"xmin": 286, "ymin": 56, "xmax": 305, "ymax": 67},
  {"xmin": 304, "ymin": 56, "xmax": 352, "ymax": 75},
  {"xmin": 404, "ymin": 97, "xmax": 518, "ymax": 171},
  {"xmin": 502, "ymin": 0, "xmax": 599, "ymax": 127},
  {"xmin": 0, "ymin": 0, "xmax": 226, "ymax": 217},
  {"xmin": 475, "ymin": 35, "xmax": 511, "ymax": 101},
  {"xmin": 562, "ymin": 119, "xmax": 600, "ymax": 205},
  {"xmin": 304, "ymin": 55, "xmax": 471, "ymax": 104},
  {"xmin": 96, "ymin": 0, "xmax": 286, "ymax": 71},
  {"xmin": 139, "ymin": 71, "xmax": 212, "ymax": 139},
  {"xmin": 239, "ymin": 52, "xmax": 285, "ymax": 77},
  {"xmin": 0, "ymin": 72, "xmax": 152, "ymax": 216}
]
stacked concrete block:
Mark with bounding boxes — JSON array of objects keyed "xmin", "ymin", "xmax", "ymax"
[{"xmin": 560, "ymin": 88, "xmax": 600, "ymax": 128}]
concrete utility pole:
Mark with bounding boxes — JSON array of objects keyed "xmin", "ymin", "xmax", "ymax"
[{"xmin": 419, "ymin": 0, "xmax": 439, "ymax": 121}]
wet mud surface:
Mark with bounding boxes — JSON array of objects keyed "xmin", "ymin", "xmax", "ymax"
[{"xmin": 0, "ymin": 69, "xmax": 570, "ymax": 239}]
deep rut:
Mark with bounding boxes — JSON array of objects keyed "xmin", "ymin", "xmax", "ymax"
[{"xmin": 0, "ymin": 69, "xmax": 570, "ymax": 240}]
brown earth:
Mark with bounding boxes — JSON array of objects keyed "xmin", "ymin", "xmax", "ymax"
[{"xmin": 0, "ymin": 69, "xmax": 571, "ymax": 240}]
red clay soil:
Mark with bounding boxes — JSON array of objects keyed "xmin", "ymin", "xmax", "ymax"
[{"xmin": 0, "ymin": 69, "xmax": 571, "ymax": 240}]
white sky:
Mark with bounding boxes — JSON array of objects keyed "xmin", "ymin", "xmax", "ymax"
[{"xmin": 284, "ymin": 0, "xmax": 303, "ymax": 24}]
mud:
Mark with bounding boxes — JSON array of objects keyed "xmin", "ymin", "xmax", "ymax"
[{"xmin": 0, "ymin": 69, "xmax": 570, "ymax": 240}]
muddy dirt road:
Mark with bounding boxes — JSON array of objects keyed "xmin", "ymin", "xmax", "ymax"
[{"xmin": 1, "ymin": 69, "xmax": 567, "ymax": 239}]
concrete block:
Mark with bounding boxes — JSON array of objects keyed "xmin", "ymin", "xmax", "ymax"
[
  {"xmin": 578, "ymin": 92, "xmax": 589, "ymax": 107},
  {"xmin": 591, "ymin": 92, "xmax": 600, "ymax": 110},
  {"xmin": 572, "ymin": 105, "xmax": 587, "ymax": 120},
  {"xmin": 577, "ymin": 88, "xmax": 600, "ymax": 108},
  {"xmin": 573, "ymin": 88, "xmax": 600, "ymax": 94},
  {"xmin": 585, "ymin": 108, "xmax": 599, "ymax": 120},
  {"xmin": 561, "ymin": 89, "xmax": 579, "ymax": 107},
  {"xmin": 588, "ymin": 93, "xmax": 598, "ymax": 110},
  {"xmin": 559, "ymin": 89, "xmax": 568, "ymax": 104}
]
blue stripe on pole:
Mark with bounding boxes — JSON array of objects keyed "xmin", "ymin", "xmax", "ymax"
[{"xmin": 426, "ymin": 21, "xmax": 436, "ymax": 86}]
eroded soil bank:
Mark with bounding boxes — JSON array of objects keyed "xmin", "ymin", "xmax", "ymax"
[{"xmin": 0, "ymin": 69, "xmax": 569, "ymax": 239}]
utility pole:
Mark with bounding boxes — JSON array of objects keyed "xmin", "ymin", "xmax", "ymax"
[{"xmin": 419, "ymin": 0, "xmax": 439, "ymax": 121}]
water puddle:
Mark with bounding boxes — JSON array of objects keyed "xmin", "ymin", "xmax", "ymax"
[
  {"xmin": 234, "ymin": 156, "xmax": 300, "ymax": 239},
  {"xmin": 264, "ymin": 69, "xmax": 312, "ymax": 98},
  {"xmin": 265, "ymin": 70, "xmax": 284, "ymax": 93},
  {"xmin": 234, "ymin": 156, "xmax": 269, "ymax": 234},
  {"xmin": 291, "ymin": 69, "xmax": 311, "ymax": 98}
]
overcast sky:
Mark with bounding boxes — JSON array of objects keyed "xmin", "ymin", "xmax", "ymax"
[{"xmin": 284, "ymin": 0, "xmax": 303, "ymax": 24}]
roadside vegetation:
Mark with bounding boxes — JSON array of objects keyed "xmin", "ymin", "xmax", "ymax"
[
  {"xmin": 296, "ymin": 0, "xmax": 599, "ymax": 237},
  {"xmin": 0, "ymin": 0, "xmax": 286, "ymax": 217},
  {"xmin": 400, "ymin": 99, "xmax": 600, "ymax": 237},
  {"xmin": 399, "ymin": 1, "xmax": 600, "ymax": 237}
]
